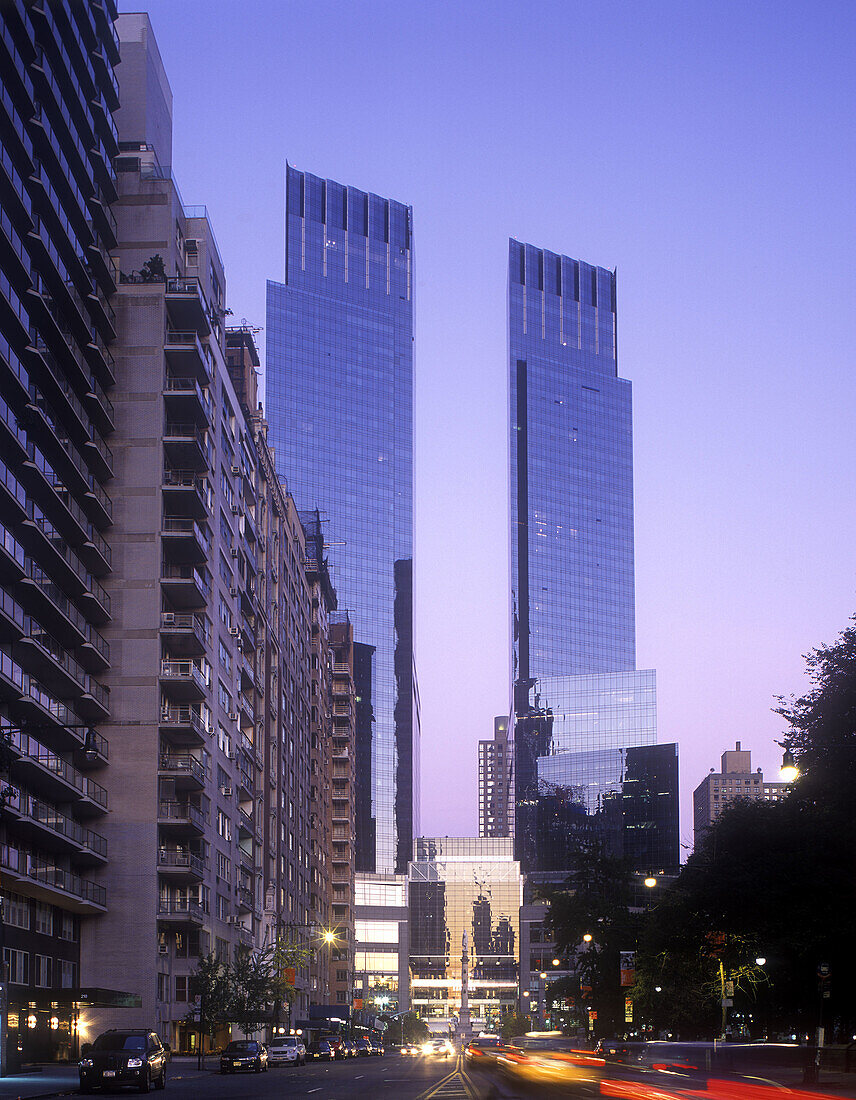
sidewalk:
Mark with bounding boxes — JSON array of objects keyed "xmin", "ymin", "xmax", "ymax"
[{"xmin": 0, "ymin": 1057, "xmax": 219, "ymax": 1099}]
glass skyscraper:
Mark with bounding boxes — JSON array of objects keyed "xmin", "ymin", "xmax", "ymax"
[
  {"xmin": 508, "ymin": 240, "xmax": 674, "ymax": 872},
  {"xmin": 266, "ymin": 166, "xmax": 416, "ymax": 874}
]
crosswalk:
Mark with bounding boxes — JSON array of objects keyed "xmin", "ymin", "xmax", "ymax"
[{"xmin": 415, "ymin": 1055, "xmax": 479, "ymax": 1099}]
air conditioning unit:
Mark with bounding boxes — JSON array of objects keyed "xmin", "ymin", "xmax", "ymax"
[
  {"xmin": 162, "ymin": 612, "xmax": 175, "ymax": 624},
  {"xmin": 231, "ymin": 505, "xmax": 240, "ymax": 515},
  {"xmin": 230, "ymin": 548, "xmax": 238, "ymax": 558},
  {"xmin": 231, "ymin": 465, "xmax": 240, "ymax": 475},
  {"xmin": 229, "ymin": 587, "xmax": 238, "ymax": 597},
  {"xmin": 229, "ymin": 626, "xmax": 239, "ymax": 636},
  {"xmin": 220, "ymin": 786, "xmax": 233, "ymax": 797},
  {"xmin": 228, "ymin": 711, "xmax": 239, "ymax": 722},
  {"xmin": 158, "ymin": 942, "xmax": 168, "ymax": 955}
]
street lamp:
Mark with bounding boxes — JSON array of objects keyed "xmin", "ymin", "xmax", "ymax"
[
  {"xmin": 582, "ymin": 933, "xmax": 593, "ymax": 944},
  {"xmin": 644, "ymin": 877, "xmax": 657, "ymax": 889},
  {"xmin": 779, "ymin": 748, "xmax": 798, "ymax": 783},
  {"xmin": 755, "ymin": 957, "xmax": 766, "ymax": 967}
]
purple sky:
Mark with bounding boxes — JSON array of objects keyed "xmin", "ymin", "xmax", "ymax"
[{"xmin": 121, "ymin": 0, "xmax": 856, "ymax": 853}]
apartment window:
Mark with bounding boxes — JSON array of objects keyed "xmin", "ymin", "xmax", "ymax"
[
  {"xmin": 217, "ymin": 810, "xmax": 231, "ymax": 841},
  {"xmin": 34, "ymin": 954, "xmax": 52, "ymax": 988},
  {"xmin": 216, "ymin": 851, "xmax": 230, "ymax": 881},
  {"xmin": 59, "ymin": 959, "xmax": 76, "ymax": 988},
  {"xmin": 59, "ymin": 912, "xmax": 76, "ymax": 941},
  {"xmin": 4, "ymin": 948, "xmax": 28, "ymax": 984},
  {"xmin": 157, "ymin": 973, "xmax": 169, "ymax": 1003},
  {"xmin": 336, "ymin": 991, "xmax": 348, "ymax": 1003},
  {"xmin": 175, "ymin": 976, "xmax": 188, "ymax": 1002},
  {"xmin": 4, "ymin": 892, "xmax": 29, "ymax": 930},
  {"xmin": 336, "ymin": 969, "xmax": 348, "ymax": 981},
  {"xmin": 216, "ymin": 894, "xmax": 230, "ymax": 922},
  {"xmin": 34, "ymin": 901, "xmax": 53, "ymax": 936}
]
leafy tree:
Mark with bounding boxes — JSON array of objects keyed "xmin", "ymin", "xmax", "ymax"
[
  {"xmin": 500, "ymin": 1011, "xmax": 532, "ymax": 1039},
  {"xmin": 631, "ymin": 615, "xmax": 856, "ymax": 1040},
  {"xmin": 227, "ymin": 945, "xmax": 280, "ymax": 1037},
  {"xmin": 547, "ymin": 839, "xmax": 643, "ymax": 1037},
  {"xmin": 188, "ymin": 952, "xmax": 231, "ymax": 1065},
  {"xmin": 139, "ymin": 253, "xmax": 166, "ymax": 282}
]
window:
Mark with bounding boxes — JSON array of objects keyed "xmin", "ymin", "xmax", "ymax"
[
  {"xmin": 355, "ymin": 920, "xmax": 399, "ymax": 944},
  {"xmin": 34, "ymin": 954, "xmax": 52, "ymax": 988},
  {"xmin": 217, "ymin": 810, "xmax": 231, "ymax": 841},
  {"xmin": 216, "ymin": 851, "xmax": 230, "ymax": 881},
  {"xmin": 34, "ymin": 901, "xmax": 53, "ymax": 936},
  {"xmin": 157, "ymin": 973, "xmax": 169, "ymax": 1003},
  {"xmin": 175, "ymin": 976, "xmax": 188, "ymax": 1002},
  {"xmin": 4, "ymin": 892, "xmax": 29, "ymax": 929},
  {"xmin": 216, "ymin": 894, "xmax": 230, "ymax": 921},
  {"xmin": 59, "ymin": 960, "xmax": 76, "ymax": 988},
  {"xmin": 59, "ymin": 912, "xmax": 76, "ymax": 941},
  {"xmin": 4, "ymin": 948, "xmax": 28, "ymax": 984}
]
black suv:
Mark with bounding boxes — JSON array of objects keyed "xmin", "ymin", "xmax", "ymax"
[{"xmin": 79, "ymin": 1029, "xmax": 167, "ymax": 1093}]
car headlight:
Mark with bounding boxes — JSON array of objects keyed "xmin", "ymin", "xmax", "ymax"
[
  {"xmin": 127, "ymin": 1057, "xmax": 143, "ymax": 1068},
  {"xmin": 80, "ymin": 1058, "xmax": 93, "ymax": 1068}
]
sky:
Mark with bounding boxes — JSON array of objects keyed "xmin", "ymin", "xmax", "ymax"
[{"xmin": 119, "ymin": 0, "xmax": 856, "ymax": 852}]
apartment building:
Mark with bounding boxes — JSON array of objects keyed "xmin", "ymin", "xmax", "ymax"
[
  {"xmin": 0, "ymin": 0, "xmax": 119, "ymax": 1066},
  {"xmin": 693, "ymin": 741, "xmax": 790, "ymax": 848}
]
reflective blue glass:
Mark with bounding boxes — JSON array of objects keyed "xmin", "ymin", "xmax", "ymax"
[
  {"xmin": 266, "ymin": 166, "xmax": 415, "ymax": 874},
  {"xmin": 508, "ymin": 242, "xmax": 676, "ymax": 872}
]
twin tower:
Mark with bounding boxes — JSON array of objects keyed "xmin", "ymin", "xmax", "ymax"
[{"xmin": 266, "ymin": 168, "xmax": 678, "ymax": 879}]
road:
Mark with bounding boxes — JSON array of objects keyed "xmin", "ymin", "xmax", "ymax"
[{"xmin": 165, "ymin": 1052, "xmax": 473, "ymax": 1099}]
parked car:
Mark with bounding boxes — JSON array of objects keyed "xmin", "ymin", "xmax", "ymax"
[
  {"xmin": 266, "ymin": 1036, "xmax": 306, "ymax": 1066},
  {"xmin": 342, "ymin": 1039, "xmax": 358, "ymax": 1058},
  {"xmin": 371, "ymin": 1038, "xmax": 385, "ymax": 1056},
  {"xmin": 353, "ymin": 1037, "xmax": 374, "ymax": 1056},
  {"xmin": 219, "ymin": 1039, "xmax": 268, "ymax": 1074},
  {"xmin": 79, "ymin": 1029, "xmax": 168, "ymax": 1093},
  {"xmin": 324, "ymin": 1035, "xmax": 347, "ymax": 1060},
  {"xmin": 307, "ymin": 1040, "xmax": 335, "ymax": 1061}
]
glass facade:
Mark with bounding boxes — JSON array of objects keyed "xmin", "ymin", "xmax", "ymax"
[
  {"xmin": 409, "ymin": 838, "xmax": 521, "ymax": 1028},
  {"xmin": 266, "ymin": 167, "xmax": 416, "ymax": 874},
  {"xmin": 508, "ymin": 241, "xmax": 675, "ymax": 873},
  {"xmin": 509, "ymin": 241, "xmax": 634, "ymax": 690}
]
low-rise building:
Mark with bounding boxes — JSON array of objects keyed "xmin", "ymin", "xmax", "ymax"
[{"xmin": 693, "ymin": 741, "xmax": 789, "ymax": 847}]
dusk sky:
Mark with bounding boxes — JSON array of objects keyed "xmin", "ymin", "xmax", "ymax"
[{"xmin": 120, "ymin": 0, "xmax": 856, "ymax": 852}]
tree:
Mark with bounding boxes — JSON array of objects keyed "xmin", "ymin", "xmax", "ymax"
[
  {"xmin": 139, "ymin": 253, "xmax": 166, "ymax": 282},
  {"xmin": 547, "ymin": 839, "xmax": 643, "ymax": 1037},
  {"xmin": 500, "ymin": 1011, "xmax": 531, "ymax": 1039},
  {"xmin": 227, "ymin": 945, "xmax": 280, "ymax": 1038},
  {"xmin": 188, "ymin": 952, "xmax": 231, "ymax": 1066}
]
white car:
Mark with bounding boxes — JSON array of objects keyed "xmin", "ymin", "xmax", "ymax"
[
  {"xmin": 266, "ymin": 1036, "xmax": 306, "ymax": 1066},
  {"xmin": 422, "ymin": 1038, "xmax": 454, "ymax": 1057}
]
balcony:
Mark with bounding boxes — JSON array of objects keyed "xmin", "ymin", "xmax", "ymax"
[
  {"xmin": 164, "ymin": 331, "xmax": 209, "ymax": 385},
  {"xmin": 237, "ymin": 884, "xmax": 254, "ymax": 913},
  {"xmin": 159, "ymin": 705, "xmax": 207, "ymax": 746},
  {"xmin": 165, "ymin": 278, "xmax": 210, "ymax": 336},
  {"xmin": 157, "ymin": 800, "xmax": 206, "ymax": 835},
  {"xmin": 157, "ymin": 847, "xmax": 205, "ymax": 881},
  {"xmin": 159, "ymin": 660, "xmax": 208, "ymax": 702},
  {"xmin": 0, "ymin": 845, "xmax": 106, "ymax": 913},
  {"xmin": 162, "ymin": 469, "xmax": 208, "ymax": 520},
  {"xmin": 163, "ymin": 422, "xmax": 209, "ymax": 472},
  {"xmin": 161, "ymin": 517, "xmax": 210, "ymax": 564},
  {"xmin": 159, "ymin": 611, "xmax": 208, "ymax": 656},
  {"xmin": 15, "ymin": 794, "xmax": 107, "ymax": 864},
  {"xmin": 163, "ymin": 375, "xmax": 209, "ymax": 425},
  {"xmin": 157, "ymin": 898, "xmax": 204, "ymax": 927},
  {"xmin": 160, "ymin": 563, "xmax": 210, "ymax": 610},
  {"xmin": 238, "ymin": 808, "xmax": 255, "ymax": 840},
  {"xmin": 158, "ymin": 753, "xmax": 206, "ymax": 790}
]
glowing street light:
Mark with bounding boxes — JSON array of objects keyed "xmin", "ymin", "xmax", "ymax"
[
  {"xmin": 644, "ymin": 876, "xmax": 657, "ymax": 888},
  {"xmin": 582, "ymin": 933, "xmax": 593, "ymax": 943},
  {"xmin": 779, "ymin": 748, "xmax": 799, "ymax": 783},
  {"xmin": 755, "ymin": 957, "xmax": 767, "ymax": 967}
]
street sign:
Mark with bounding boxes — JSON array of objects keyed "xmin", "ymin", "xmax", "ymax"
[
  {"xmin": 725, "ymin": 981, "xmax": 734, "ymax": 997},
  {"xmin": 625, "ymin": 998, "xmax": 633, "ymax": 1023},
  {"xmin": 818, "ymin": 963, "xmax": 830, "ymax": 977}
]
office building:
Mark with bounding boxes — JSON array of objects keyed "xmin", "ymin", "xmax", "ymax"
[
  {"xmin": 693, "ymin": 741, "xmax": 790, "ymax": 848},
  {"xmin": 0, "ymin": 0, "xmax": 119, "ymax": 1065},
  {"xmin": 408, "ymin": 837, "xmax": 521, "ymax": 1034},
  {"xmin": 266, "ymin": 166, "xmax": 417, "ymax": 875},
  {"xmin": 353, "ymin": 871, "xmax": 409, "ymax": 1027},
  {"xmin": 478, "ymin": 716, "xmax": 513, "ymax": 838},
  {"xmin": 507, "ymin": 240, "xmax": 668, "ymax": 872}
]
